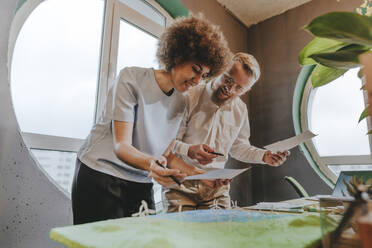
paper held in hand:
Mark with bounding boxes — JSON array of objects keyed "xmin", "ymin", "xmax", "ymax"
[
  {"xmin": 184, "ymin": 168, "xmax": 250, "ymax": 181},
  {"xmin": 263, "ymin": 130, "xmax": 317, "ymax": 153}
]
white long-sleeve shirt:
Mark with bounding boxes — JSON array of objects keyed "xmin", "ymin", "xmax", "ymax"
[{"xmin": 173, "ymin": 82, "xmax": 266, "ymax": 169}]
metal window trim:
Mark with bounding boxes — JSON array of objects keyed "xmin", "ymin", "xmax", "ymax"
[
  {"xmin": 362, "ymin": 87, "xmax": 372, "ymax": 152},
  {"xmin": 147, "ymin": 0, "xmax": 174, "ymax": 25},
  {"xmin": 321, "ymin": 155, "xmax": 372, "ymax": 165},
  {"xmin": 22, "ymin": 132, "xmax": 84, "ymax": 152},
  {"xmin": 107, "ymin": 0, "xmax": 165, "ymax": 84},
  {"xmin": 300, "ymin": 76, "xmax": 339, "ymax": 183},
  {"xmin": 95, "ymin": 0, "xmax": 115, "ymax": 123},
  {"xmin": 293, "ymin": 65, "xmax": 334, "ymax": 187}
]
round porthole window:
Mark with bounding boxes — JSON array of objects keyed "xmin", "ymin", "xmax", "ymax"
[{"xmin": 294, "ymin": 66, "xmax": 372, "ymax": 185}]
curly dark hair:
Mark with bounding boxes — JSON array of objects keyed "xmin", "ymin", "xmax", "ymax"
[{"xmin": 156, "ymin": 14, "xmax": 231, "ymax": 79}]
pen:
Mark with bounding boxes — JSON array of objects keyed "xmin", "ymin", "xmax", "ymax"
[
  {"xmin": 155, "ymin": 160, "xmax": 181, "ymax": 186},
  {"xmin": 209, "ymin": 151, "xmax": 224, "ymax": 156}
]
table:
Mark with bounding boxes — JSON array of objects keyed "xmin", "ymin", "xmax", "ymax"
[{"xmin": 50, "ymin": 209, "xmax": 321, "ymax": 248}]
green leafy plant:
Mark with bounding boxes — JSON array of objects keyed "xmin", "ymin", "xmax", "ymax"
[
  {"xmin": 342, "ymin": 175, "xmax": 372, "ymax": 196},
  {"xmin": 356, "ymin": 0, "xmax": 372, "ymax": 15},
  {"xmin": 299, "ymin": 0, "xmax": 372, "ymax": 128}
]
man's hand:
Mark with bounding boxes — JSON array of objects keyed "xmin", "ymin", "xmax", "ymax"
[
  {"xmin": 263, "ymin": 150, "xmax": 290, "ymax": 167},
  {"xmin": 149, "ymin": 156, "xmax": 186, "ymax": 187},
  {"xmin": 188, "ymin": 144, "xmax": 217, "ymax": 165}
]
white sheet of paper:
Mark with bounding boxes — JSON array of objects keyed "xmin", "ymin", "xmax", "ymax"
[
  {"xmin": 246, "ymin": 202, "xmax": 305, "ymax": 213},
  {"xmin": 254, "ymin": 201, "xmax": 313, "ymax": 209},
  {"xmin": 184, "ymin": 168, "xmax": 249, "ymax": 180},
  {"xmin": 263, "ymin": 130, "xmax": 317, "ymax": 153}
]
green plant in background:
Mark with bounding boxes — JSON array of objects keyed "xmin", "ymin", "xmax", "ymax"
[
  {"xmin": 298, "ymin": 0, "xmax": 372, "ymax": 130},
  {"xmin": 342, "ymin": 175, "xmax": 372, "ymax": 196},
  {"xmin": 356, "ymin": 0, "xmax": 372, "ymax": 15}
]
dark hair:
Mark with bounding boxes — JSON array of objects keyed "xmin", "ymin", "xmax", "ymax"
[{"xmin": 157, "ymin": 14, "xmax": 231, "ymax": 79}]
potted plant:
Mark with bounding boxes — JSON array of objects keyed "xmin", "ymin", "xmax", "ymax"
[{"xmin": 298, "ymin": 0, "xmax": 372, "ymax": 130}]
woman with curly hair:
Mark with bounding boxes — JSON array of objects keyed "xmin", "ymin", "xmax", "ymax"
[{"xmin": 71, "ymin": 14, "xmax": 231, "ymax": 224}]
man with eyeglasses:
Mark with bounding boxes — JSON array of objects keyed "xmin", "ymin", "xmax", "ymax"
[{"xmin": 163, "ymin": 53, "xmax": 290, "ymax": 212}]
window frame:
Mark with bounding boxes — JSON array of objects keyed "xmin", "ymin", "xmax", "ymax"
[
  {"xmin": 96, "ymin": 0, "xmax": 173, "ymax": 123},
  {"xmin": 293, "ymin": 65, "xmax": 372, "ymax": 186}
]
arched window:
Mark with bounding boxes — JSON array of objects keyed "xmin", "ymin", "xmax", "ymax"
[
  {"xmin": 293, "ymin": 65, "xmax": 372, "ymax": 186},
  {"xmin": 10, "ymin": 0, "xmax": 173, "ymax": 210}
]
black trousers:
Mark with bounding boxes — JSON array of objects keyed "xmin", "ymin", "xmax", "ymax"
[{"xmin": 71, "ymin": 159, "xmax": 154, "ymax": 225}]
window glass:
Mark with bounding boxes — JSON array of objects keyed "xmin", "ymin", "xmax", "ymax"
[
  {"xmin": 308, "ymin": 68, "xmax": 370, "ymax": 156},
  {"xmin": 116, "ymin": 20, "xmax": 159, "ymax": 75},
  {"xmin": 11, "ymin": 0, "xmax": 105, "ymax": 139},
  {"xmin": 31, "ymin": 149, "xmax": 76, "ymax": 194},
  {"xmin": 120, "ymin": 0, "xmax": 165, "ymax": 26}
]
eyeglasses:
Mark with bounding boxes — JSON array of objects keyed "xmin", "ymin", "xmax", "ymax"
[
  {"xmin": 221, "ymin": 73, "xmax": 234, "ymax": 85},
  {"xmin": 220, "ymin": 73, "xmax": 246, "ymax": 93}
]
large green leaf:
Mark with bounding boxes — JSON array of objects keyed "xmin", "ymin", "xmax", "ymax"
[
  {"xmin": 298, "ymin": 37, "xmax": 346, "ymax": 65},
  {"xmin": 305, "ymin": 12, "xmax": 372, "ymax": 46},
  {"xmin": 359, "ymin": 106, "xmax": 369, "ymax": 123},
  {"xmin": 309, "ymin": 49, "xmax": 369, "ymax": 69},
  {"xmin": 311, "ymin": 64, "xmax": 347, "ymax": 88}
]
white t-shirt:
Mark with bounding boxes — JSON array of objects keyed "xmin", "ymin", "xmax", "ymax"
[{"xmin": 78, "ymin": 67, "xmax": 186, "ymax": 183}]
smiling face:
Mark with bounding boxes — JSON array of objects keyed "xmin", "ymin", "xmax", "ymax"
[
  {"xmin": 212, "ymin": 61, "xmax": 254, "ymax": 104},
  {"xmin": 170, "ymin": 61, "xmax": 210, "ymax": 93}
]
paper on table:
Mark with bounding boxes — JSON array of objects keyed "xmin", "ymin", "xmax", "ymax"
[
  {"xmin": 253, "ymin": 201, "xmax": 313, "ymax": 209},
  {"xmin": 184, "ymin": 168, "xmax": 249, "ymax": 181},
  {"xmin": 246, "ymin": 202, "xmax": 305, "ymax": 213},
  {"xmin": 263, "ymin": 130, "xmax": 317, "ymax": 153}
]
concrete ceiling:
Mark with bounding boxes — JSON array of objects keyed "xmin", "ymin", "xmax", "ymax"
[{"xmin": 216, "ymin": 0, "xmax": 312, "ymax": 27}]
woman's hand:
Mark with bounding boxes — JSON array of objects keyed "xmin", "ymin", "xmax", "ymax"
[{"xmin": 149, "ymin": 156, "xmax": 186, "ymax": 187}]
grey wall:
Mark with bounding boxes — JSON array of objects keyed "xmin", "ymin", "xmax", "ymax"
[
  {"xmin": 246, "ymin": 0, "xmax": 361, "ymax": 203},
  {"xmin": 179, "ymin": 0, "xmax": 248, "ymax": 53},
  {"xmin": 0, "ymin": 1, "xmax": 71, "ymax": 248}
]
